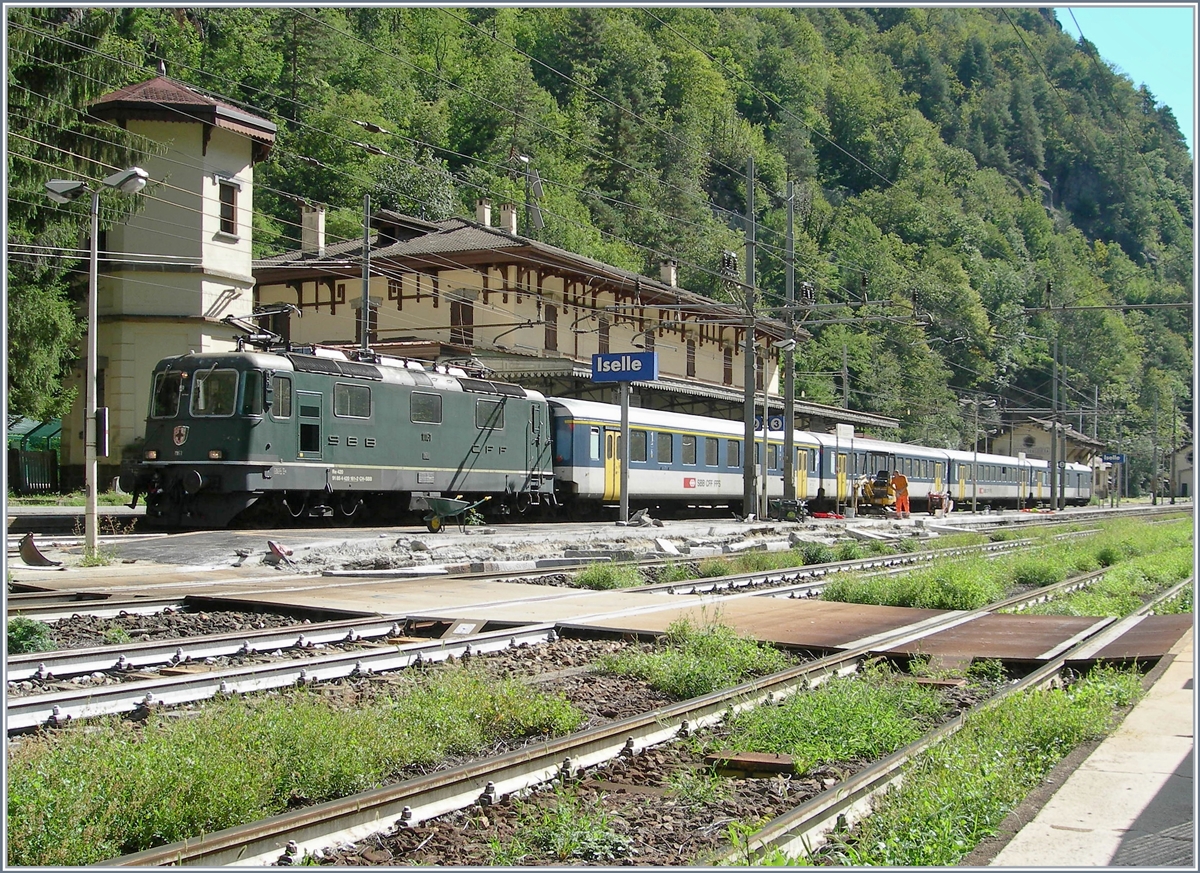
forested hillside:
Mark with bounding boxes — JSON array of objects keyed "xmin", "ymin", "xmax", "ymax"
[{"xmin": 8, "ymin": 7, "xmax": 1193, "ymax": 492}]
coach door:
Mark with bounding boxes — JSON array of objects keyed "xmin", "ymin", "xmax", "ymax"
[
  {"xmin": 604, "ymin": 429, "xmax": 621, "ymax": 501},
  {"xmin": 956, "ymin": 461, "xmax": 967, "ymax": 501},
  {"xmin": 796, "ymin": 448, "xmax": 809, "ymax": 499},
  {"xmin": 934, "ymin": 461, "xmax": 945, "ymax": 493},
  {"xmin": 836, "ymin": 453, "xmax": 848, "ymax": 503},
  {"xmin": 297, "ymin": 390, "xmax": 323, "ymax": 460}
]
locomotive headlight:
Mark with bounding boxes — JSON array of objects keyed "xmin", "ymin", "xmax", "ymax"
[
  {"xmin": 144, "ymin": 450, "xmax": 158, "ymax": 460},
  {"xmin": 208, "ymin": 449, "xmax": 224, "ymax": 460}
]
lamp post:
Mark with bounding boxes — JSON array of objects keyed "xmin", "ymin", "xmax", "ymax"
[
  {"xmin": 960, "ymin": 397, "xmax": 996, "ymax": 514},
  {"xmin": 46, "ymin": 167, "xmax": 149, "ymax": 557}
]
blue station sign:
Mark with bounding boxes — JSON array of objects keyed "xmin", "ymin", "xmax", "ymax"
[
  {"xmin": 591, "ymin": 351, "xmax": 659, "ymax": 383},
  {"xmin": 1101, "ymin": 453, "xmax": 1127, "ymax": 464}
]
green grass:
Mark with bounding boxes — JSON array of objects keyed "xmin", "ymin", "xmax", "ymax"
[
  {"xmin": 487, "ymin": 786, "xmax": 631, "ymax": 864},
  {"xmin": 595, "ymin": 618, "xmax": 791, "ymax": 699},
  {"xmin": 572, "ymin": 563, "xmax": 644, "ymax": 590},
  {"xmin": 6, "ymin": 616, "xmax": 56, "ymax": 654},
  {"xmin": 1018, "ymin": 546, "xmax": 1194, "ymax": 617},
  {"xmin": 805, "ymin": 666, "xmax": 1145, "ymax": 867},
  {"xmin": 6, "ymin": 489, "xmax": 131, "ymax": 506},
  {"xmin": 6, "ymin": 668, "xmax": 585, "ymax": 866},
  {"xmin": 824, "ymin": 518, "xmax": 1194, "ymax": 612},
  {"xmin": 719, "ymin": 664, "xmax": 947, "ymax": 773}
]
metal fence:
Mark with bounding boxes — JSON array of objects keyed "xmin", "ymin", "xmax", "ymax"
[{"xmin": 8, "ymin": 448, "xmax": 59, "ymax": 494}]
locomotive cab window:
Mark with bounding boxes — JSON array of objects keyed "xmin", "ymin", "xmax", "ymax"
[
  {"xmin": 271, "ymin": 376, "xmax": 292, "ymax": 418},
  {"xmin": 334, "ymin": 383, "xmax": 371, "ymax": 418},
  {"xmin": 191, "ymin": 369, "xmax": 238, "ymax": 416},
  {"xmin": 151, "ymin": 371, "xmax": 185, "ymax": 418},
  {"xmin": 476, "ymin": 398, "xmax": 504, "ymax": 429},
  {"xmin": 241, "ymin": 371, "xmax": 263, "ymax": 415},
  {"xmin": 411, "ymin": 392, "xmax": 442, "ymax": 424}
]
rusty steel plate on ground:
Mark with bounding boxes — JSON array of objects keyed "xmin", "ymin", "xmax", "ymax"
[
  {"xmin": 883, "ymin": 612, "xmax": 1101, "ymax": 661},
  {"xmin": 568, "ymin": 598, "xmax": 946, "ymax": 650},
  {"xmin": 1077, "ymin": 615, "xmax": 1193, "ymax": 663}
]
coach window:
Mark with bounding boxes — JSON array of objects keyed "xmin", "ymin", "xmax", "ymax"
[
  {"xmin": 151, "ymin": 371, "xmax": 185, "ymax": 418},
  {"xmin": 630, "ymin": 430, "xmax": 647, "ymax": 462},
  {"xmin": 769, "ymin": 444, "xmax": 779, "ymax": 470},
  {"xmin": 727, "ymin": 439, "xmax": 740, "ymax": 468},
  {"xmin": 705, "ymin": 436, "xmax": 719, "ymax": 467},
  {"xmin": 656, "ymin": 432, "xmax": 673, "ymax": 464},
  {"xmin": 334, "ymin": 383, "xmax": 371, "ymax": 418},
  {"xmin": 588, "ymin": 427, "xmax": 601, "ymax": 461},
  {"xmin": 682, "ymin": 435, "xmax": 697, "ymax": 465},
  {"xmin": 476, "ymin": 398, "xmax": 504, "ymax": 429},
  {"xmin": 191, "ymin": 369, "xmax": 238, "ymax": 416},
  {"xmin": 411, "ymin": 392, "xmax": 442, "ymax": 424},
  {"xmin": 271, "ymin": 375, "xmax": 292, "ymax": 418}
]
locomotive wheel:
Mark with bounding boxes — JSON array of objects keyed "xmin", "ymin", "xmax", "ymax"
[{"xmin": 426, "ymin": 515, "xmax": 444, "ymax": 533}]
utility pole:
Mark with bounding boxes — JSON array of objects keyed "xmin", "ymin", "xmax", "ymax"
[
  {"xmin": 1050, "ymin": 334, "xmax": 1058, "ymax": 510},
  {"xmin": 1170, "ymin": 393, "xmax": 1177, "ymax": 504},
  {"xmin": 841, "ymin": 343, "xmax": 849, "ymax": 409},
  {"xmin": 783, "ymin": 180, "xmax": 796, "ymax": 502},
  {"xmin": 1152, "ymin": 394, "xmax": 1160, "ymax": 504},
  {"xmin": 742, "ymin": 155, "xmax": 757, "ymax": 519},
  {"xmin": 361, "ymin": 193, "xmax": 371, "ymax": 352}
]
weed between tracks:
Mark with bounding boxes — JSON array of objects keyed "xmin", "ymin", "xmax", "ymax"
[
  {"xmin": 781, "ymin": 665, "xmax": 1146, "ymax": 867},
  {"xmin": 823, "ymin": 517, "xmax": 1194, "ymax": 611},
  {"xmin": 595, "ymin": 617, "xmax": 792, "ymax": 698},
  {"xmin": 5, "ymin": 669, "xmax": 584, "ymax": 866}
]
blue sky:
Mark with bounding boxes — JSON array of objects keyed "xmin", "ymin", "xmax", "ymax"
[{"xmin": 1055, "ymin": 6, "xmax": 1195, "ymax": 154}]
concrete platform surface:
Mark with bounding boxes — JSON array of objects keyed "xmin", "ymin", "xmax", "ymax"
[{"xmin": 990, "ymin": 629, "xmax": 1194, "ymax": 867}]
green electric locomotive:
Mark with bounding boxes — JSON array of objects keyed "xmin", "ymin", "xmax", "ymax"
[{"xmin": 121, "ymin": 347, "xmax": 556, "ymax": 528}]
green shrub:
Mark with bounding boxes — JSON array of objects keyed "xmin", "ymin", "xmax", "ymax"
[
  {"xmin": 572, "ymin": 563, "xmax": 643, "ymax": 590},
  {"xmin": 800, "ymin": 542, "xmax": 835, "ymax": 565},
  {"xmin": 835, "ymin": 541, "xmax": 864, "ymax": 562},
  {"xmin": 7, "ymin": 616, "xmax": 55, "ymax": 654},
  {"xmin": 697, "ymin": 557, "xmax": 733, "ymax": 578}
]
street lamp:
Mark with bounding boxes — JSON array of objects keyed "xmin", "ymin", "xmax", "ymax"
[
  {"xmin": 45, "ymin": 166, "xmax": 149, "ymax": 557},
  {"xmin": 960, "ymin": 397, "xmax": 997, "ymax": 514}
]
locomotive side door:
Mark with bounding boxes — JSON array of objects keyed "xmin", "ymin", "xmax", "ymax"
[
  {"xmin": 297, "ymin": 390, "xmax": 323, "ymax": 460},
  {"xmin": 604, "ymin": 429, "xmax": 621, "ymax": 502}
]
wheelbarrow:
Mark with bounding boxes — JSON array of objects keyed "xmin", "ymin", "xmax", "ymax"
[{"xmin": 422, "ymin": 495, "xmax": 491, "ymax": 533}]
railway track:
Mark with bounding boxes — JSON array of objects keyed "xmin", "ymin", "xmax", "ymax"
[
  {"xmin": 97, "ymin": 576, "xmax": 1191, "ymax": 867},
  {"xmin": 6, "ymin": 531, "xmax": 1092, "ymax": 696}
]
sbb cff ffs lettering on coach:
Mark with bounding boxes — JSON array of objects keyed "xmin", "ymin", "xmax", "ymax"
[{"xmin": 124, "ymin": 347, "xmax": 1092, "ymax": 529}]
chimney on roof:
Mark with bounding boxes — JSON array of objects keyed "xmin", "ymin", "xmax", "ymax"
[
  {"xmin": 475, "ymin": 198, "xmax": 491, "ymax": 226},
  {"xmin": 301, "ymin": 204, "xmax": 326, "ymax": 256},
  {"xmin": 499, "ymin": 203, "xmax": 518, "ymax": 235},
  {"xmin": 659, "ymin": 258, "xmax": 678, "ymax": 287}
]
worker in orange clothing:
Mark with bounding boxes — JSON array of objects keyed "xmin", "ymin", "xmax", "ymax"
[{"xmin": 891, "ymin": 468, "xmax": 910, "ymax": 518}]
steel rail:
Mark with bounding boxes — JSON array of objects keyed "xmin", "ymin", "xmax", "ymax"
[
  {"xmin": 713, "ymin": 578, "xmax": 1194, "ymax": 865},
  {"xmin": 93, "ymin": 568, "xmax": 1147, "ymax": 866},
  {"xmin": 5, "ymin": 614, "xmax": 415, "ymax": 683},
  {"xmin": 5, "ymin": 535, "xmax": 1107, "ymax": 726},
  {"xmin": 6, "ymin": 623, "xmax": 560, "ymax": 733},
  {"xmin": 4, "ymin": 532, "xmax": 1078, "ymax": 682}
]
